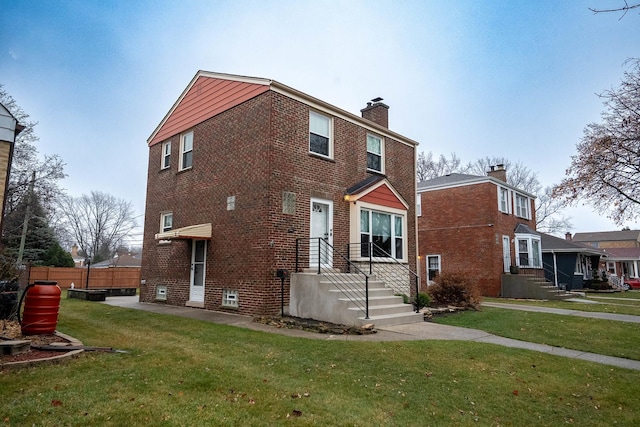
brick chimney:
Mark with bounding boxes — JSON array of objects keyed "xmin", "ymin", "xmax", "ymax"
[
  {"xmin": 565, "ymin": 232, "xmax": 572, "ymax": 241},
  {"xmin": 71, "ymin": 244, "xmax": 79, "ymax": 257},
  {"xmin": 487, "ymin": 164, "xmax": 507, "ymax": 182},
  {"xmin": 361, "ymin": 98, "xmax": 389, "ymax": 128}
]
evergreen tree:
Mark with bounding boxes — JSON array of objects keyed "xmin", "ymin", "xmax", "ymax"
[{"xmin": 2, "ymin": 192, "xmax": 58, "ymax": 265}]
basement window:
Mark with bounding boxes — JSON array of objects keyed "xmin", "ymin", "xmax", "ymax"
[
  {"xmin": 222, "ymin": 289, "xmax": 238, "ymax": 307},
  {"xmin": 156, "ymin": 285, "xmax": 167, "ymax": 301}
]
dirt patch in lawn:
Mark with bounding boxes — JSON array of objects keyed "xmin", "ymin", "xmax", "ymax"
[{"xmin": 254, "ymin": 316, "xmax": 378, "ymax": 335}]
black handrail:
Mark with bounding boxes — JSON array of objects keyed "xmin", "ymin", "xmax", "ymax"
[
  {"xmin": 507, "ymin": 257, "xmax": 576, "ymax": 294},
  {"xmin": 346, "ymin": 242, "xmax": 421, "ymax": 313},
  {"xmin": 295, "ymin": 238, "xmax": 371, "ymax": 319}
]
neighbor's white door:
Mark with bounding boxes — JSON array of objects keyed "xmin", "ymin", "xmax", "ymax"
[
  {"xmin": 502, "ymin": 236, "xmax": 511, "ymax": 272},
  {"xmin": 190, "ymin": 240, "xmax": 206, "ymax": 303},
  {"xmin": 310, "ymin": 198, "xmax": 333, "ymax": 268}
]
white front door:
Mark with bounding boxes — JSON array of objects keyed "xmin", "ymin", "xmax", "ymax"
[
  {"xmin": 502, "ymin": 236, "xmax": 511, "ymax": 272},
  {"xmin": 190, "ymin": 240, "xmax": 206, "ymax": 303},
  {"xmin": 310, "ymin": 198, "xmax": 333, "ymax": 268}
]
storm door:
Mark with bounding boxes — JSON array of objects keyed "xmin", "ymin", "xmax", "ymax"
[
  {"xmin": 189, "ymin": 239, "xmax": 206, "ymax": 303},
  {"xmin": 310, "ymin": 198, "xmax": 333, "ymax": 268}
]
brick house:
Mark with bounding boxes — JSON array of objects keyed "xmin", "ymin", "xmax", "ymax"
[
  {"xmin": 569, "ymin": 230, "xmax": 640, "ymax": 282},
  {"xmin": 140, "ymin": 71, "xmax": 419, "ymax": 321},
  {"xmin": 416, "ymin": 165, "xmax": 538, "ymax": 296}
]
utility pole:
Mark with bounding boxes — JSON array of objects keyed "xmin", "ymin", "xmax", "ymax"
[{"xmin": 16, "ymin": 171, "xmax": 36, "ymax": 266}]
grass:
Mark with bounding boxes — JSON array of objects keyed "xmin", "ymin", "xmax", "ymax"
[
  {"xmin": 1, "ymin": 299, "xmax": 640, "ymax": 426},
  {"xmin": 434, "ymin": 306, "xmax": 640, "ymax": 360},
  {"xmin": 484, "ymin": 294, "xmax": 640, "ymax": 316}
]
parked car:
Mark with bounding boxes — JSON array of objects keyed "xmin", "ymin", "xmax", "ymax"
[{"xmin": 625, "ymin": 278, "xmax": 640, "ymax": 290}]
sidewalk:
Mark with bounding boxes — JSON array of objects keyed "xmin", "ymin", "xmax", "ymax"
[{"xmin": 101, "ymin": 296, "xmax": 640, "ymax": 371}]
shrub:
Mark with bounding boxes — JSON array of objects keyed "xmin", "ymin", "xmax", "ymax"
[
  {"xmin": 427, "ymin": 272, "xmax": 481, "ymax": 309},
  {"xmin": 412, "ymin": 292, "xmax": 430, "ymax": 310}
]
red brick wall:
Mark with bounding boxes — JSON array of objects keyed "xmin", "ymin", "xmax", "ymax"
[
  {"xmin": 417, "ymin": 182, "xmax": 536, "ymax": 296},
  {"xmin": 141, "ymin": 90, "xmax": 417, "ymax": 315}
]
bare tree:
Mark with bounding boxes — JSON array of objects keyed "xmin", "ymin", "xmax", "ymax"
[
  {"xmin": 0, "ymin": 85, "xmax": 66, "ymax": 222},
  {"xmin": 553, "ymin": 59, "xmax": 640, "ymax": 225},
  {"xmin": 534, "ymin": 187, "xmax": 573, "ymax": 235},
  {"xmin": 58, "ymin": 191, "xmax": 137, "ymax": 263},
  {"xmin": 416, "ymin": 152, "xmax": 468, "ymax": 182},
  {"xmin": 466, "ymin": 157, "xmax": 541, "ymax": 195},
  {"xmin": 589, "ymin": 1, "xmax": 640, "ymax": 19}
]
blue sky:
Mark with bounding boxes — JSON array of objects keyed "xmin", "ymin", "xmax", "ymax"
[{"xmin": 1, "ymin": 0, "xmax": 639, "ymax": 245}]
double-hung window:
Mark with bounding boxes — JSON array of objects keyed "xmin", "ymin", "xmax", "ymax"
[
  {"xmin": 515, "ymin": 234, "xmax": 541, "ymax": 268},
  {"xmin": 179, "ymin": 131, "xmax": 193, "ymax": 170},
  {"xmin": 360, "ymin": 208, "xmax": 404, "ymax": 259},
  {"xmin": 498, "ymin": 187, "xmax": 510, "ymax": 213},
  {"xmin": 515, "ymin": 194, "xmax": 529, "ymax": 219},
  {"xmin": 160, "ymin": 212, "xmax": 173, "ymax": 233},
  {"xmin": 161, "ymin": 141, "xmax": 171, "ymax": 170},
  {"xmin": 366, "ymin": 134, "xmax": 383, "ymax": 173},
  {"xmin": 427, "ymin": 255, "xmax": 441, "ymax": 282},
  {"xmin": 309, "ymin": 111, "xmax": 331, "ymax": 157}
]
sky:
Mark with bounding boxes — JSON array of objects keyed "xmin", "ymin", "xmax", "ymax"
[{"xmin": 1, "ymin": 0, "xmax": 639, "ymax": 247}]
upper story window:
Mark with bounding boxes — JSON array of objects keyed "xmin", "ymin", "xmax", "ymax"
[
  {"xmin": 366, "ymin": 134, "xmax": 384, "ymax": 173},
  {"xmin": 498, "ymin": 187, "xmax": 510, "ymax": 214},
  {"xmin": 360, "ymin": 208, "xmax": 405, "ymax": 260},
  {"xmin": 161, "ymin": 141, "xmax": 171, "ymax": 170},
  {"xmin": 515, "ymin": 194, "xmax": 530, "ymax": 219},
  {"xmin": 179, "ymin": 131, "xmax": 193, "ymax": 171},
  {"xmin": 160, "ymin": 212, "xmax": 173, "ymax": 233},
  {"xmin": 309, "ymin": 111, "xmax": 332, "ymax": 158}
]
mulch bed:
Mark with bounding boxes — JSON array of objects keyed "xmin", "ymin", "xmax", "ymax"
[{"xmin": 1, "ymin": 320, "xmax": 73, "ymax": 365}]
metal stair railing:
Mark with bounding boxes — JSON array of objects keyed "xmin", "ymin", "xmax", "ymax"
[
  {"xmin": 346, "ymin": 242, "xmax": 420, "ymax": 313},
  {"xmin": 508, "ymin": 257, "xmax": 576, "ymax": 295},
  {"xmin": 295, "ymin": 238, "xmax": 371, "ymax": 319}
]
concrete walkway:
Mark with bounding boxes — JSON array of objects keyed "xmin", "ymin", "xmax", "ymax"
[
  {"xmin": 482, "ymin": 301, "xmax": 640, "ymax": 323},
  {"xmin": 101, "ymin": 296, "xmax": 640, "ymax": 371}
]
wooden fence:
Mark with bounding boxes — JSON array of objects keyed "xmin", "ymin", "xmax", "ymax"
[{"xmin": 29, "ymin": 266, "xmax": 140, "ymax": 290}]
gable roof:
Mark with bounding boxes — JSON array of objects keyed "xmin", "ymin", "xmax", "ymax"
[
  {"xmin": 572, "ymin": 230, "xmax": 640, "ymax": 243},
  {"xmin": 148, "ymin": 71, "xmax": 419, "ymax": 148},
  {"xmin": 345, "ymin": 176, "xmax": 408, "ymax": 210},
  {"xmin": 417, "ymin": 173, "xmax": 535, "ymax": 198},
  {"xmin": 91, "ymin": 253, "xmax": 141, "ymax": 268}
]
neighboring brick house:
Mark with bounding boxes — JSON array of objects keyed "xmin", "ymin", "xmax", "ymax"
[
  {"xmin": 140, "ymin": 71, "xmax": 419, "ymax": 317},
  {"xmin": 416, "ymin": 165, "xmax": 538, "ymax": 296},
  {"xmin": 569, "ymin": 230, "xmax": 640, "ymax": 281}
]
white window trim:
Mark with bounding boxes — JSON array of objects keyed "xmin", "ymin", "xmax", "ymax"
[
  {"xmin": 160, "ymin": 212, "xmax": 173, "ymax": 233},
  {"xmin": 497, "ymin": 186, "xmax": 511, "ymax": 214},
  {"xmin": 161, "ymin": 141, "xmax": 171, "ymax": 170},
  {"xmin": 515, "ymin": 193, "xmax": 530, "ymax": 219},
  {"xmin": 426, "ymin": 254, "xmax": 441, "ymax": 283},
  {"xmin": 366, "ymin": 133, "xmax": 385, "ymax": 173},
  {"xmin": 309, "ymin": 110, "xmax": 333, "ymax": 159},
  {"xmin": 179, "ymin": 130, "xmax": 193, "ymax": 171},
  {"xmin": 353, "ymin": 201, "xmax": 407, "ymax": 262},
  {"xmin": 514, "ymin": 234, "xmax": 542, "ymax": 268},
  {"xmin": 416, "ymin": 193, "xmax": 422, "ymax": 217}
]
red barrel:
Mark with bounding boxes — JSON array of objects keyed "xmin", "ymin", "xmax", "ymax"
[{"xmin": 21, "ymin": 281, "xmax": 61, "ymax": 335}]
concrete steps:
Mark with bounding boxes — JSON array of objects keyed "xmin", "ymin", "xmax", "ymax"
[{"xmin": 290, "ymin": 271, "xmax": 423, "ymax": 327}]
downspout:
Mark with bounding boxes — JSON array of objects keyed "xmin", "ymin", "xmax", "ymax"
[{"xmin": 552, "ymin": 251, "xmax": 558, "ymax": 287}]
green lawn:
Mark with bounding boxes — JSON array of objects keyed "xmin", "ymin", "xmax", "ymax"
[
  {"xmin": 2, "ymin": 299, "xmax": 640, "ymax": 426},
  {"xmin": 434, "ymin": 305, "xmax": 640, "ymax": 360},
  {"xmin": 484, "ymin": 294, "xmax": 640, "ymax": 316}
]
